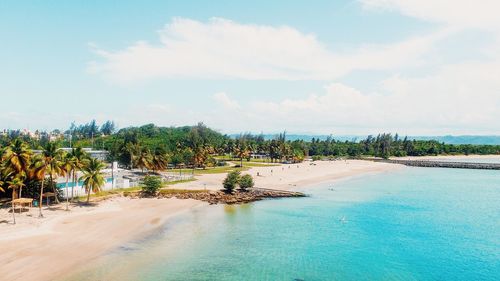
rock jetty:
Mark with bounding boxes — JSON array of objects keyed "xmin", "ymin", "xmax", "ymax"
[
  {"xmin": 371, "ymin": 158, "xmax": 500, "ymax": 170},
  {"xmin": 160, "ymin": 188, "xmax": 306, "ymax": 204}
]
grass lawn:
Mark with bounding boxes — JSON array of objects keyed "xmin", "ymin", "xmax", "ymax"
[
  {"xmin": 166, "ymin": 166, "xmax": 250, "ymax": 175},
  {"xmin": 228, "ymin": 161, "xmax": 279, "ymax": 167},
  {"xmin": 213, "ymin": 154, "xmax": 277, "ymax": 164},
  {"xmin": 77, "ymin": 178, "xmax": 198, "ymax": 200}
]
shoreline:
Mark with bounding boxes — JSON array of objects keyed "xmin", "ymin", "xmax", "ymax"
[{"xmin": 0, "ymin": 160, "xmax": 401, "ymax": 281}]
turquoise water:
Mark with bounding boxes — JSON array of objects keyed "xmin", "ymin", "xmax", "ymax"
[
  {"xmin": 68, "ymin": 167, "xmax": 500, "ymax": 281},
  {"xmin": 56, "ymin": 178, "xmax": 113, "ymax": 188}
]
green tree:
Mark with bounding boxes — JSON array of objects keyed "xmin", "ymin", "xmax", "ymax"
[
  {"xmin": 61, "ymin": 152, "xmax": 75, "ymax": 211},
  {"xmin": 8, "ymin": 177, "xmax": 25, "ymax": 224},
  {"xmin": 3, "ymin": 139, "xmax": 31, "ymax": 176},
  {"xmin": 135, "ymin": 147, "xmax": 152, "ymax": 172},
  {"xmin": 233, "ymin": 141, "xmax": 249, "ymax": 167},
  {"xmin": 69, "ymin": 147, "xmax": 88, "ymax": 201},
  {"xmin": 80, "ymin": 158, "xmax": 106, "ymax": 203},
  {"xmin": 150, "ymin": 148, "xmax": 169, "ymax": 172},
  {"xmin": 141, "ymin": 175, "xmax": 163, "ymax": 195},
  {"xmin": 125, "ymin": 142, "xmax": 141, "ymax": 169},
  {"xmin": 239, "ymin": 174, "xmax": 254, "ymax": 191},
  {"xmin": 223, "ymin": 170, "xmax": 241, "ymax": 193},
  {"xmin": 32, "ymin": 155, "xmax": 49, "ymax": 217},
  {"xmin": 42, "ymin": 142, "xmax": 64, "ymax": 203},
  {"xmin": 0, "ymin": 164, "xmax": 12, "ymax": 193}
]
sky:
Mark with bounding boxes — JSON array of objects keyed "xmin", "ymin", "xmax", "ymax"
[{"xmin": 0, "ymin": 0, "xmax": 499, "ymax": 135}]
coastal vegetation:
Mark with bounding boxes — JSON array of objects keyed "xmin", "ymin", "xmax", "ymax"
[
  {"xmin": 80, "ymin": 157, "xmax": 106, "ymax": 203},
  {"xmin": 0, "ymin": 140, "xmax": 108, "ymax": 211},
  {"xmin": 223, "ymin": 170, "xmax": 241, "ymax": 193},
  {"xmin": 1, "ymin": 122, "xmax": 499, "ymax": 203},
  {"xmin": 141, "ymin": 175, "xmax": 163, "ymax": 195},
  {"xmin": 222, "ymin": 171, "xmax": 255, "ymax": 193},
  {"xmin": 239, "ymin": 174, "xmax": 255, "ymax": 191},
  {"xmin": 2, "ymin": 122, "xmax": 499, "ymax": 172}
]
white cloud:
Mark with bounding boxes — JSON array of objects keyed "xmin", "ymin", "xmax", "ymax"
[
  {"xmin": 213, "ymin": 92, "xmax": 240, "ymax": 110},
  {"xmin": 360, "ymin": 0, "xmax": 500, "ymax": 31},
  {"xmin": 88, "ymin": 17, "xmax": 446, "ymax": 82},
  {"xmin": 204, "ymin": 61, "xmax": 500, "ymax": 135}
]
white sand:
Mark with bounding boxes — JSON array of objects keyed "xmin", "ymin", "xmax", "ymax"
[
  {"xmin": 0, "ymin": 198, "xmax": 203, "ymax": 281},
  {"xmin": 0, "ymin": 159, "xmax": 400, "ymax": 281},
  {"xmin": 174, "ymin": 159, "xmax": 401, "ymax": 191}
]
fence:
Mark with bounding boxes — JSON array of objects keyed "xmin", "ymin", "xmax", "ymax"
[{"xmin": 58, "ymin": 173, "xmax": 194, "ymax": 199}]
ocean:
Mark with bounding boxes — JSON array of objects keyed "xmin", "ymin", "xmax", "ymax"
[{"xmin": 66, "ymin": 163, "xmax": 500, "ymax": 281}]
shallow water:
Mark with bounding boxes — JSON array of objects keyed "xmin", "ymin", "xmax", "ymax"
[{"xmin": 67, "ymin": 167, "xmax": 500, "ymax": 281}]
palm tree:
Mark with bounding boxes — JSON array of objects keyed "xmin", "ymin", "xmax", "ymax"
[
  {"xmin": 61, "ymin": 153, "xmax": 75, "ymax": 211},
  {"xmin": 192, "ymin": 146, "xmax": 207, "ymax": 169},
  {"xmin": 8, "ymin": 177, "xmax": 25, "ymax": 224},
  {"xmin": 125, "ymin": 142, "xmax": 141, "ymax": 170},
  {"xmin": 151, "ymin": 148, "xmax": 169, "ymax": 173},
  {"xmin": 80, "ymin": 158, "xmax": 106, "ymax": 203},
  {"xmin": 135, "ymin": 147, "xmax": 152, "ymax": 173},
  {"xmin": 68, "ymin": 147, "xmax": 88, "ymax": 201},
  {"xmin": 234, "ymin": 142, "xmax": 249, "ymax": 168},
  {"xmin": 3, "ymin": 139, "xmax": 31, "ymax": 197},
  {"xmin": 0, "ymin": 164, "xmax": 12, "ymax": 193},
  {"xmin": 42, "ymin": 142, "xmax": 64, "ymax": 203},
  {"xmin": 31, "ymin": 155, "xmax": 48, "ymax": 218}
]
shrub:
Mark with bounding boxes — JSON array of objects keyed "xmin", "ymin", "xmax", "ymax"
[
  {"xmin": 141, "ymin": 175, "xmax": 163, "ymax": 195},
  {"xmin": 223, "ymin": 170, "xmax": 241, "ymax": 193},
  {"xmin": 239, "ymin": 174, "xmax": 254, "ymax": 191},
  {"xmin": 312, "ymin": 155, "xmax": 322, "ymax": 161}
]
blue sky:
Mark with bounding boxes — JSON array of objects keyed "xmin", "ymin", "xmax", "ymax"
[{"xmin": 1, "ymin": 0, "xmax": 499, "ymax": 135}]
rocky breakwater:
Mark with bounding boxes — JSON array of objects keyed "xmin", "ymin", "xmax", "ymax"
[{"xmin": 158, "ymin": 188, "xmax": 306, "ymax": 205}]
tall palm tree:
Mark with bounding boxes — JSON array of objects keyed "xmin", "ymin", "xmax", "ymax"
[
  {"xmin": 61, "ymin": 153, "xmax": 74, "ymax": 211},
  {"xmin": 42, "ymin": 142, "xmax": 64, "ymax": 203},
  {"xmin": 151, "ymin": 148, "xmax": 169, "ymax": 173},
  {"xmin": 3, "ymin": 139, "xmax": 31, "ymax": 197},
  {"xmin": 8, "ymin": 177, "xmax": 25, "ymax": 224},
  {"xmin": 80, "ymin": 158, "xmax": 106, "ymax": 203},
  {"xmin": 0, "ymin": 164, "xmax": 12, "ymax": 193},
  {"xmin": 192, "ymin": 146, "xmax": 207, "ymax": 169},
  {"xmin": 3, "ymin": 139, "xmax": 31, "ymax": 173},
  {"xmin": 135, "ymin": 147, "xmax": 152, "ymax": 173},
  {"xmin": 234, "ymin": 143, "xmax": 249, "ymax": 168},
  {"xmin": 125, "ymin": 142, "xmax": 141, "ymax": 170},
  {"xmin": 68, "ymin": 147, "xmax": 88, "ymax": 201},
  {"xmin": 31, "ymin": 155, "xmax": 48, "ymax": 217}
]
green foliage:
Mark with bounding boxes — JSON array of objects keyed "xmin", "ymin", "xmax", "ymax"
[
  {"xmin": 2, "ymin": 123, "xmax": 500, "ymax": 201},
  {"xmin": 223, "ymin": 170, "xmax": 241, "ymax": 193},
  {"xmin": 239, "ymin": 174, "xmax": 254, "ymax": 190},
  {"xmin": 80, "ymin": 158, "xmax": 106, "ymax": 203},
  {"xmin": 141, "ymin": 175, "xmax": 163, "ymax": 195},
  {"xmin": 312, "ymin": 155, "xmax": 322, "ymax": 161}
]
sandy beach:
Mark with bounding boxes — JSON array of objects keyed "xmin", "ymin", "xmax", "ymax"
[
  {"xmin": 174, "ymin": 159, "xmax": 401, "ymax": 191},
  {"xmin": 0, "ymin": 160, "xmax": 401, "ymax": 281}
]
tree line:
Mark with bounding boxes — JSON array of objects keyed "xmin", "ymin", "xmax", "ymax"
[
  {"xmin": 0, "ymin": 140, "xmax": 107, "ymax": 222},
  {"xmin": 2, "ymin": 123, "xmax": 499, "ymax": 174}
]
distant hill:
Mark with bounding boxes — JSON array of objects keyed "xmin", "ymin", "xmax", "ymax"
[
  {"xmin": 410, "ymin": 135, "xmax": 500, "ymax": 145},
  {"xmin": 230, "ymin": 134, "xmax": 500, "ymax": 145}
]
